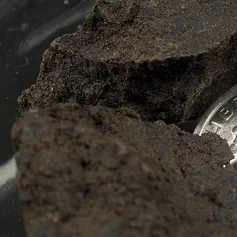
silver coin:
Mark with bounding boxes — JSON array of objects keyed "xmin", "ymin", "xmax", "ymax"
[{"xmin": 194, "ymin": 84, "xmax": 237, "ymax": 165}]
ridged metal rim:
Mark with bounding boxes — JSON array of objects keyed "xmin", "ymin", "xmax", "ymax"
[{"xmin": 194, "ymin": 84, "xmax": 237, "ymax": 135}]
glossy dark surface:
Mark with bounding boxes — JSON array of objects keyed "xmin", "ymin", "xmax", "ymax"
[{"xmin": 0, "ymin": 0, "xmax": 94, "ymax": 236}]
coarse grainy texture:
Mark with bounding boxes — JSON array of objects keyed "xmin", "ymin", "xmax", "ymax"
[
  {"xmin": 18, "ymin": 0, "xmax": 237, "ymax": 123},
  {"xmin": 12, "ymin": 103, "xmax": 237, "ymax": 237}
]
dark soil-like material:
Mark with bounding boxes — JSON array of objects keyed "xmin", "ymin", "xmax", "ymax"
[
  {"xmin": 12, "ymin": 103, "xmax": 237, "ymax": 237},
  {"xmin": 18, "ymin": 0, "xmax": 237, "ymax": 123}
]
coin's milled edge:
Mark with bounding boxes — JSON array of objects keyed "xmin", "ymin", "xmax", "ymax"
[{"xmin": 194, "ymin": 84, "xmax": 237, "ymax": 135}]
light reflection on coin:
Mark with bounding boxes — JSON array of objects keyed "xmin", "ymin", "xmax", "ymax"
[{"xmin": 194, "ymin": 84, "xmax": 237, "ymax": 165}]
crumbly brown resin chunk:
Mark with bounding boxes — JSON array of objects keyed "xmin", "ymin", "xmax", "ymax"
[{"xmin": 12, "ymin": 104, "xmax": 237, "ymax": 237}]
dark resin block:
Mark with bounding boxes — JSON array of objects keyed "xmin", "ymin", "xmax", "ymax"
[
  {"xmin": 18, "ymin": 0, "xmax": 237, "ymax": 123},
  {"xmin": 12, "ymin": 104, "xmax": 237, "ymax": 237}
]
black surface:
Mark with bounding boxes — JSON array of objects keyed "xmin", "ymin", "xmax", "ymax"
[{"xmin": 0, "ymin": 0, "xmax": 94, "ymax": 236}]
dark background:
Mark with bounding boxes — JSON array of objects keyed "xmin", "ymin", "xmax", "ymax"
[{"xmin": 0, "ymin": 0, "xmax": 94, "ymax": 236}]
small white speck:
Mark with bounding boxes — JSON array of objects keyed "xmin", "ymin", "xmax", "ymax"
[
  {"xmin": 64, "ymin": 0, "xmax": 69, "ymax": 4},
  {"xmin": 51, "ymin": 87, "xmax": 54, "ymax": 92},
  {"xmin": 223, "ymin": 165, "xmax": 226, "ymax": 168}
]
